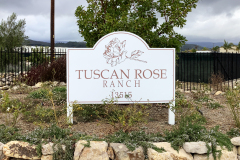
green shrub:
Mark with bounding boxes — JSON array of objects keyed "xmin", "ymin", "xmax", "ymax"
[
  {"xmin": 106, "ymin": 129, "xmax": 166, "ymax": 159},
  {"xmin": 73, "ymin": 104, "xmax": 105, "ymax": 122},
  {"xmin": 52, "ymin": 86, "xmax": 67, "ymax": 105},
  {"xmin": 164, "ymin": 117, "xmax": 233, "ymax": 160},
  {"xmin": 0, "ymin": 124, "xmax": 21, "ymax": 143},
  {"xmin": 226, "ymin": 128, "xmax": 240, "ymax": 138},
  {"xmin": 96, "ymin": 98, "xmax": 150, "ymax": 132},
  {"xmin": 28, "ymin": 89, "xmax": 48, "ymax": 99},
  {"xmin": 207, "ymin": 102, "xmax": 223, "ymax": 109}
]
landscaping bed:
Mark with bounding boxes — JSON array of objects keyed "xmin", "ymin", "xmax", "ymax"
[{"xmin": 0, "ymin": 81, "xmax": 240, "ymax": 160}]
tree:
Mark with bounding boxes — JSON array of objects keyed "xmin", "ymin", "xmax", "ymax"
[
  {"xmin": 75, "ymin": 0, "xmax": 198, "ymax": 52},
  {"xmin": 222, "ymin": 39, "xmax": 234, "ymax": 53},
  {"xmin": 212, "ymin": 46, "xmax": 220, "ymax": 52},
  {"xmin": 191, "ymin": 48, "xmax": 196, "ymax": 53},
  {"xmin": 202, "ymin": 47, "xmax": 208, "ymax": 51},
  {"xmin": 0, "ymin": 12, "xmax": 28, "ymax": 51},
  {"xmin": 236, "ymin": 42, "xmax": 240, "ymax": 53}
]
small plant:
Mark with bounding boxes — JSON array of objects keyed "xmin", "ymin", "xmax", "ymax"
[
  {"xmin": 226, "ymin": 85, "xmax": 240, "ymax": 128},
  {"xmin": 174, "ymin": 91, "xmax": 206, "ymax": 124},
  {"xmin": 192, "ymin": 90, "xmax": 212, "ymax": 102},
  {"xmin": 96, "ymin": 98, "xmax": 150, "ymax": 132},
  {"xmin": 28, "ymin": 89, "xmax": 48, "ymax": 99},
  {"xmin": 0, "ymin": 124, "xmax": 21, "ymax": 143},
  {"xmin": 209, "ymin": 72, "xmax": 224, "ymax": 91},
  {"xmin": 207, "ymin": 102, "xmax": 223, "ymax": 109},
  {"xmin": 73, "ymin": 103, "xmax": 104, "ymax": 122},
  {"xmin": 226, "ymin": 128, "xmax": 240, "ymax": 138}
]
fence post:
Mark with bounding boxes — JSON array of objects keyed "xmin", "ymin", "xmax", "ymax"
[{"xmin": 21, "ymin": 47, "xmax": 23, "ymax": 76}]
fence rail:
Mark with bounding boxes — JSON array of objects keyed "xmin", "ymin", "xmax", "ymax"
[{"xmin": 1, "ymin": 49, "xmax": 240, "ymax": 91}]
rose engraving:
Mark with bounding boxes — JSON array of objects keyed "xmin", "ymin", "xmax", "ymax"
[{"xmin": 103, "ymin": 38, "xmax": 147, "ymax": 67}]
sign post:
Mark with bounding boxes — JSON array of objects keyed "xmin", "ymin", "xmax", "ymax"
[{"xmin": 67, "ymin": 31, "xmax": 175, "ymax": 125}]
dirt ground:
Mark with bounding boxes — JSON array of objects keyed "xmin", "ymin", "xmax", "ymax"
[{"xmin": 0, "ymin": 88, "xmax": 237, "ymax": 137}]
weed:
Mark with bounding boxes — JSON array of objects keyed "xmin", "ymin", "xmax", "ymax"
[
  {"xmin": 207, "ymin": 102, "xmax": 223, "ymax": 109},
  {"xmin": 174, "ymin": 91, "xmax": 206, "ymax": 124},
  {"xmin": 0, "ymin": 124, "xmax": 21, "ymax": 143},
  {"xmin": 73, "ymin": 104, "xmax": 104, "ymax": 122},
  {"xmin": 96, "ymin": 98, "xmax": 149, "ymax": 132},
  {"xmin": 209, "ymin": 72, "xmax": 224, "ymax": 91},
  {"xmin": 226, "ymin": 128, "xmax": 240, "ymax": 138},
  {"xmin": 226, "ymin": 85, "xmax": 240, "ymax": 128},
  {"xmin": 28, "ymin": 89, "xmax": 48, "ymax": 99}
]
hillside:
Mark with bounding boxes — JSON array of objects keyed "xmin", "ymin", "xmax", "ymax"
[{"xmin": 24, "ymin": 39, "xmax": 87, "ymax": 48}]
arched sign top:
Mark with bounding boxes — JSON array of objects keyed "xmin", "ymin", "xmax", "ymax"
[
  {"xmin": 93, "ymin": 31, "xmax": 150, "ymax": 50},
  {"xmin": 67, "ymin": 31, "xmax": 175, "ymax": 125}
]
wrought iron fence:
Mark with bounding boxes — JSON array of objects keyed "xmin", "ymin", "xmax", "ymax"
[
  {"xmin": 1, "ymin": 49, "xmax": 240, "ymax": 91},
  {"xmin": 0, "ymin": 47, "xmax": 66, "ymax": 86},
  {"xmin": 176, "ymin": 52, "xmax": 240, "ymax": 91}
]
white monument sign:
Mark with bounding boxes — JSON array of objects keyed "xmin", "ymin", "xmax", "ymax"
[{"xmin": 67, "ymin": 31, "xmax": 175, "ymax": 124}]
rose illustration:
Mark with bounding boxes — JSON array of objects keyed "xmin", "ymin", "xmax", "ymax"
[{"xmin": 103, "ymin": 38, "xmax": 147, "ymax": 67}]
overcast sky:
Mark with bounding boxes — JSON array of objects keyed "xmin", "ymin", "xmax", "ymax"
[{"xmin": 0, "ymin": 0, "xmax": 240, "ymax": 44}]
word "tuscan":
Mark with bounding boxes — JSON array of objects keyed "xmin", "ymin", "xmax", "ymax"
[{"xmin": 75, "ymin": 69, "xmax": 167, "ymax": 79}]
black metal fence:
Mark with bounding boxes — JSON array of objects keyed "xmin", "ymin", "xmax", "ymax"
[
  {"xmin": 176, "ymin": 52, "xmax": 240, "ymax": 91},
  {"xmin": 0, "ymin": 47, "xmax": 66, "ymax": 86},
  {"xmin": 1, "ymin": 49, "xmax": 240, "ymax": 91}
]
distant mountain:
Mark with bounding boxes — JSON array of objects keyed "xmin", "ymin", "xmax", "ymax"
[
  {"xmin": 23, "ymin": 39, "xmax": 87, "ymax": 48},
  {"xmin": 185, "ymin": 42, "xmax": 225, "ymax": 49},
  {"xmin": 181, "ymin": 44, "xmax": 205, "ymax": 52}
]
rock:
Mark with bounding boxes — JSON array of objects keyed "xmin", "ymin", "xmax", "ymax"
[
  {"xmin": 79, "ymin": 141, "xmax": 108, "ymax": 160},
  {"xmin": 191, "ymin": 90, "xmax": 198, "ymax": 93},
  {"xmin": 205, "ymin": 91, "xmax": 211, "ymax": 95},
  {"xmin": 185, "ymin": 91, "xmax": 191, "ymax": 93},
  {"xmin": 127, "ymin": 146, "xmax": 144, "ymax": 160},
  {"xmin": 177, "ymin": 89, "xmax": 184, "ymax": 92},
  {"xmin": 237, "ymin": 146, "xmax": 240, "ymax": 155},
  {"xmin": 74, "ymin": 140, "xmax": 87, "ymax": 160},
  {"xmin": 147, "ymin": 148, "xmax": 172, "ymax": 160},
  {"xmin": 32, "ymin": 86, "xmax": 39, "ymax": 89},
  {"xmin": 0, "ymin": 142, "xmax": 4, "ymax": 160},
  {"xmin": 193, "ymin": 146, "xmax": 237, "ymax": 160},
  {"xmin": 238, "ymin": 155, "xmax": 240, "ymax": 160},
  {"xmin": 3, "ymin": 141, "xmax": 40, "ymax": 159},
  {"xmin": 0, "ymin": 82, "xmax": 4, "ymax": 87},
  {"xmin": 1, "ymin": 86, "xmax": 9, "ymax": 90},
  {"xmin": 59, "ymin": 82, "xmax": 66, "ymax": 86},
  {"xmin": 52, "ymin": 81, "xmax": 58, "ymax": 87},
  {"xmin": 183, "ymin": 141, "xmax": 210, "ymax": 154},
  {"xmin": 35, "ymin": 82, "xmax": 43, "ymax": 88},
  {"xmin": 42, "ymin": 142, "xmax": 66, "ymax": 155},
  {"xmin": 110, "ymin": 143, "xmax": 129, "ymax": 160},
  {"xmin": 2, "ymin": 78, "xmax": 6, "ymax": 82},
  {"xmin": 214, "ymin": 91, "xmax": 222, "ymax": 96},
  {"xmin": 11, "ymin": 85, "xmax": 20, "ymax": 90},
  {"xmin": 42, "ymin": 143, "xmax": 54, "ymax": 155},
  {"xmin": 107, "ymin": 147, "xmax": 114, "ymax": 160},
  {"xmin": 41, "ymin": 155, "xmax": 53, "ymax": 160},
  {"xmin": 151, "ymin": 142, "xmax": 193, "ymax": 160},
  {"xmin": 231, "ymin": 137, "xmax": 240, "ymax": 146}
]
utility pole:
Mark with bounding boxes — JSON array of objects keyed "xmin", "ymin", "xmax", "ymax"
[{"xmin": 50, "ymin": 0, "xmax": 55, "ymax": 62}]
